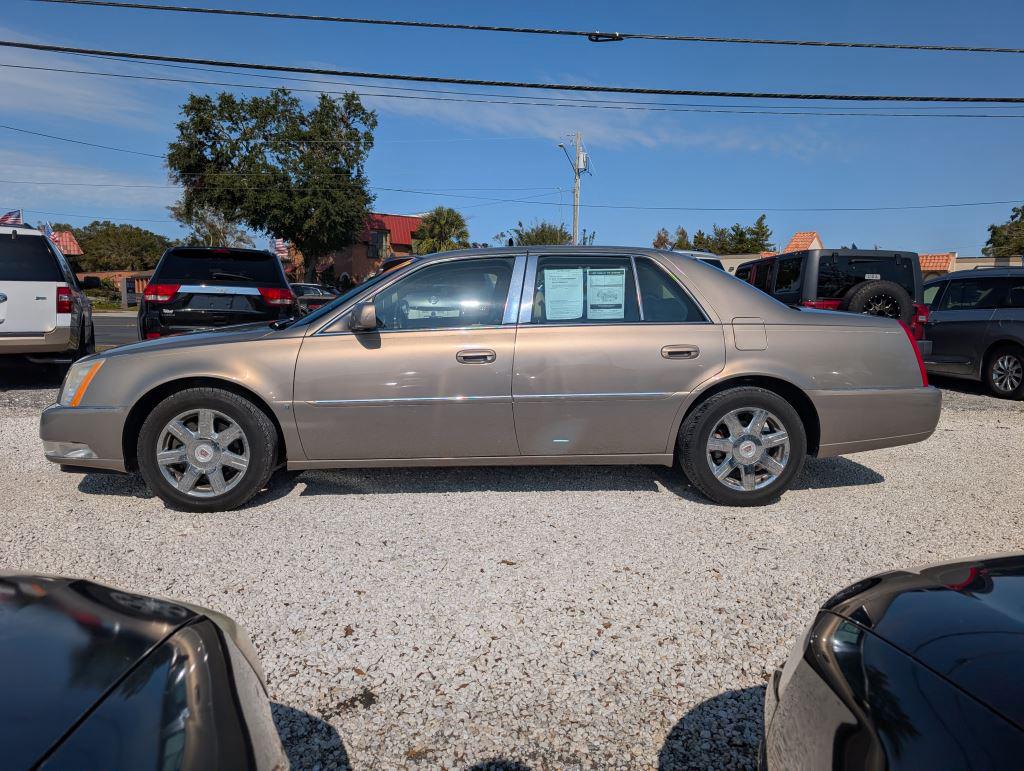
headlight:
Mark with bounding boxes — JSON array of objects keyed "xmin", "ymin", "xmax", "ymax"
[{"xmin": 59, "ymin": 359, "xmax": 104, "ymax": 407}]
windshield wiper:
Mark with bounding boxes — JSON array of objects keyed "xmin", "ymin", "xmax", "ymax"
[{"xmin": 210, "ymin": 271, "xmax": 252, "ymax": 281}]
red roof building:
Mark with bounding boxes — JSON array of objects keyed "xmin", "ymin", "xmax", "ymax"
[
  {"xmin": 51, "ymin": 230, "xmax": 83, "ymax": 256},
  {"xmin": 329, "ymin": 212, "xmax": 422, "ymax": 283},
  {"xmin": 782, "ymin": 231, "xmax": 823, "ymax": 253},
  {"xmin": 918, "ymin": 251, "xmax": 958, "ymax": 279}
]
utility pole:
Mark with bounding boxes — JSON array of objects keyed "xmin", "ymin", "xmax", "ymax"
[{"xmin": 559, "ymin": 132, "xmax": 587, "ymax": 244}]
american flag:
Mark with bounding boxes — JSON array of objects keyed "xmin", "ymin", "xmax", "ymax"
[
  {"xmin": 43, "ymin": 222, "xmax": 58, "ymax": 243},
  {"xmin": 0, "ymin": 209, "xmax": 23, "ymax": 225},
  {"xmin": 272, "ymin": 238, "xmax": 290, "ymax": 259}
]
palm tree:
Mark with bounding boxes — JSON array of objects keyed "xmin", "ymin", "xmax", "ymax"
[{"xmin": 413, "ymin": 206, "xmax": 470, "ymax": 254}]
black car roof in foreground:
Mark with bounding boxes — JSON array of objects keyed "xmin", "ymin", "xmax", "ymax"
[
  {"xmin": 824, "ymin": 553, "xmax": 1024, "ymax": 731},
  {"xmin": 0, "ymin": 575, "xmax": 200, "ymax": 768}
]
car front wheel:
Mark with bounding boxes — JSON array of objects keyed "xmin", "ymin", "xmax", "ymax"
[
  {"xmin": 678, "ymin": 386, "xmax": 807, "ymax": 506},
  {"xmin": 137, "ymin": 387, "xmax": 278, "ymax": 512}
]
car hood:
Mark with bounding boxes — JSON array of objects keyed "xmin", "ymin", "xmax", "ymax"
[
  {"xmin": 824, "ymin": 553, "xmax": 1024, "ymax": 729},
  {"xmin": 103, "ymin": 321, "xmax": 288, "ymax": 358},
  {"xmin": 0, "ymin": 575, "xmax": 199, "ymax": 766}
]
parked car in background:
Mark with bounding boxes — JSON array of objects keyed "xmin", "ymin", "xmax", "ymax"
[
  {"xmin": 0, "ymin": 224, "xmax": 98, "ymax": 365},
  {"xmin": 735, "ymin": 249, "xmax": 930, "ymax": 345},
  {"xmin": 42, "ymin": 247, "xmax": 939, "ymax": 512},
  {"xmin": 762, "ymin": 554, "xmax": 1024, "ymax": 769},
  {"xmin": 291, "ymin": 282, "xmax": 339, "ymax": 314},
  {"xmin": 0, "ymin": 574, "xmax": 287, "ymax": 770},
  {"xmin": 138, "ymin": 246, "xmax": 296, "ymax": 339},
  {"xmin": 922, "ymin": 267, "xmax": 1024, "ymax": 399},
  {"xmin": 373, "ymin": 254, "xmax": 417, "ymax": 275}
]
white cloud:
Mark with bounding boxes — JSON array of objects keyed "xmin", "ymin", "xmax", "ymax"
[{"xmin": 0, "ymin": 149, "xmax": 178, "ymax": 210}]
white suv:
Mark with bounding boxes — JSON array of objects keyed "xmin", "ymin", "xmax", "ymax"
[{"xmin": 0, "ymin": 224, "xmax": 97, "ymax": 364}]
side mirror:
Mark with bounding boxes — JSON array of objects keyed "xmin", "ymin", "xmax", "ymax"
[
  {"xmin": 81, "ymin": 276, "xmax": 101, "ymax": 290},
  {"xmin": 349, "ymin": 301, "xmax": 378, "ymax": 332}
]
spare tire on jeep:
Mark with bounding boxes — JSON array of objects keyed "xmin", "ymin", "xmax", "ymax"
[{"xmin": 840, "ymin": 280, "xmax": 913, "ymax": 323}]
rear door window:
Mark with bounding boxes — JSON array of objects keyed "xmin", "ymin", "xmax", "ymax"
[
  {"xmin": 938, "ymin": 278, "xmax": 1005, "ymax": 310},
  {"xmin": 0, "ymin": 235, "xmax": 63, "ymax": 281},
  {"xmin": 1000, "ymin": 278, "xmax": 1024, "ymax": 309},
  {"xmin": 751, "ymin": 262, "xmax": 771, "ymax": 291},
  {"xmin": 531, "ymin": 256, "xmax": 639, "ymax": 324},
  {"xmin": 923, "ymin": 282, "xmax": 945, "ymax": 308},
  {"xmin": 635, "ymin": 258, "xmax": 708, "ymax": 322},
  {"xmin": 734, "ymin": 265, "xmax": 752, "ymax": 283},
  {"xmin": 817, "ymin": 255, "xmax": 915, "ymax": 299},
  {"xmin": 773, "ymin": 256, "xmax": 803, "ymax": 297},
  {"xmin": 154, "ymin": 249, "xmax": 285, "ymax": 286}
]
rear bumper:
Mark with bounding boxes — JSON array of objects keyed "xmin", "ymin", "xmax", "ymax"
[
  {"xmin": 0, "ymin": 325, "xmax": 72, "ymax": 354},
  {"xmin": 40, "ymin": 403, "xmax": 128, "ymax": 472},
  {"xmin": 811, "ymin": 386, "xmax": 942, "ymax": 457}
]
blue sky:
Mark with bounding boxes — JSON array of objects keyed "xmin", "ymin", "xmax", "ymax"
[{"xmin": 2, "ymin": 0, "xmax": 1022, "ymax": 254}]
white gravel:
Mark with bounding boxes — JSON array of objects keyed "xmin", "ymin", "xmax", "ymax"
[{"xmin": 1, "ymin": 370, "xmax": 1022, "ymax": 770}]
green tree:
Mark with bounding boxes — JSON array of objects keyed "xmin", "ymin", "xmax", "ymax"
[
  {"xmin": 55, "ymin": 220, "xmax": 173, "ymax": 271},
  {"xmin": 166, "ymin": 88, "xmax": 376, "ymax": 281},
  {"xmin": 496, "ymin": 220, "xmax": 573, "ymax": 246},
  {"xmin": 652, "ymin": 215, "xmax": 773, "ymax": 255},
  {"xmin": 168, "ymin": 200, "xmax": 254, "ymax": 248},
  {"xmin": 983, "ymin": 206, "xmax": 1024, "ymax": 258},
  {"xmin": 412, "ymin": 206, "xmax": 470, "ymax": 254}
]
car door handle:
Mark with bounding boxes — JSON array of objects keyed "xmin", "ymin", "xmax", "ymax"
[
  {"xmin": 456, "ymin": 349, "xmax": 496, "ymax": 364},
  {"xmin": 662, "ymin": 344, "xmax": 700, "ymax": 360}
]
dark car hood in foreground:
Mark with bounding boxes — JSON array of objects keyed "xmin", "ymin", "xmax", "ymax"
[
  {"xmin": 825, "ymin": 554, "xmax": 1024, "ymax": 729},
  {"xmin": 0, "ymin": 575, "xmax": 198, "ymax": 768}
]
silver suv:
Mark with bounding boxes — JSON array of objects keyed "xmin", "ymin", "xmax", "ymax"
[
  {"xmin": 0, "ymin": 224, "xmax": 97, "ymax": 365},
  {"xmin": 923, "ymin": 267, "xmax": 1024, "ymax": 398}
]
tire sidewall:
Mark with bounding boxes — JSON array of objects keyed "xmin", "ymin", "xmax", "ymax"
[
  {"xmin": 841, "ymin": 280, "xmax": 913, "ymax": 323},
  {"xmin": 679, "ymin": 387, "xmax": 807, "ymax": 506},
  {"xmin": 985, "ymin": 347, "xmax": 1024, "ymax": 400},
  {"xmin": 137, "ymin": 388, "xmax": 277, "ymax": 512}
]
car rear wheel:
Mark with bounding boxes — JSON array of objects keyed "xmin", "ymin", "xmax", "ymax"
[
  {"xmin": 984, "ymin": 345, "xmax": 1024, "ymax": 400},
  {"xmin": 678, "ymin": 386, "xmax": 807, "ymax": 506},
  {"xmin": 137, "ymin": 387, "xmax": 278, "ymax": 512},
  {"xmin": 841, "ymin": 280, "xmax": 913, "ymax": 324}
]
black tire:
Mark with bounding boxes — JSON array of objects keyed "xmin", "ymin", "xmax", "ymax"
[
  {"xmin": 137, "ymin": 387, "xmax": 278, "ymax": 512},
  {"xmin": 840, "ymin": 280, "xmax": 914, "ymax": 323},
  {"xmin": 983, "ymin": 344, "xmax": 1024, "ymax": 400},
  {"xmin": 677, "ymin": 386, "xmax": 807, "ymax": 507}
]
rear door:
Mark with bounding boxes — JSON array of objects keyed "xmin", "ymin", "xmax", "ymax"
[
  {"xmin": 0, "ymin": 233, "xmax": 62, "ymax": 334},
  {"xmin": 512, "ymin": 254, "xmax": 725, "ymax": 457},
  {"xmin": 993, "ymin": 276, "xmax": 1024, "ymax": 347},
  {"xmin": 150, "ymin": 249, "xmax": 291, "ymax": 331},
  {"xmin": 925, "ymin": 276, "xmax": 1004, "ymax": 375}
]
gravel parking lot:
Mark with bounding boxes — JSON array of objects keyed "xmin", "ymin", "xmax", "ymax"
[{"xmin": 1, "ymin": 367, "xmax": 1021, "ymax": 770}]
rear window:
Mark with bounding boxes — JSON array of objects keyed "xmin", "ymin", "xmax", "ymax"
[
  {"xmin": 0, "ymin": 234, "xmax": 63, "ymax": 281},
  {"xmin": 817, "ymin": 254, "xmax": 915, "ymax": 299},
  {"xmin": 154, "ymin": 249, "xmax": 285, "ymax": 285}
]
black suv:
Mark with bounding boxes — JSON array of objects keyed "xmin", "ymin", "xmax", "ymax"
[
  {"xmin": 139, "ymin": 247, "xmax": 296, "ymax": 339},
  {"xmin": 922, "ymin": 267, "xmax": 1024, "ymax": 399},
  {"xmin": 735, "ymin": 249, "xmax": 929, "ymax": 342}
]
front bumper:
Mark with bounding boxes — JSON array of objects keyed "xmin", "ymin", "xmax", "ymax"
[
  {"xmin": 40, "ymin": 404, "xmax": 129, "ymax": 472},
  {"xmin": 811, "ymin": 385, "xmax": 942, "ymax": 457}
]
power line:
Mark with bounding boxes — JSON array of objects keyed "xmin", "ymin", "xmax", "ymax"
[
  {"xmin": 5, "ymin": 60, "xmax": 1024, "ymax": 120},
  {"xmin": 0, "ymin": 122, "xmax": 164, "ymax": 157},
  {"xmin": 4, "ymin": 39, "xmax": 1024, "ymax": 103},
  {"xmin": 33, "ymin": 0, "xmax": 1024, "ymax": 55}
]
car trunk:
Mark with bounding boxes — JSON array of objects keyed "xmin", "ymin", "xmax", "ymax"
[{"xmin": 157, "ymin": 286, "xmax": 276, "ymax": 331}]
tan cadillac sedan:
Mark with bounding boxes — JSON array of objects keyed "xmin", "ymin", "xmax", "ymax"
[{"xmin": 40, "ymin": 247, "xmax": 941, "ymax": 511}]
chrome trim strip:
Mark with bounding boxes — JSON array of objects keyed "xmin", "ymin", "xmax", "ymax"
[
  {"xmin": 178, "ymin": 284, "xmax": 261, "ymax": 296},
  {"xmin": 310, "ymin": 394, "xmax": 511, "ymax": 406},
  {"xmin": 518, "ymin": 254, "xmax": 538, "ymax": 323},
  {"xmin": 514, "ymin": 391, "xmax": 674, "ymax": 401},
  {"xmin": 502, "ymin": 254, "xmax": 527, "ymax": 325},
  {"xmin": 630, "ymin": 255, "xmax": 645, "ymax": 321},
  {"xmin": 312, "ymin": 324, "xmax": 510, "ymax": 339}
]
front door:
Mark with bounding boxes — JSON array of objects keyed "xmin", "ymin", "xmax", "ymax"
[
  {"xmin": 512, "ymin": 254, "xmax": 725, "ymax": 457},
  {"xmin": 925, "ymin": 276, "xmax": 1002, "ymax": 376},
  {"xmin": 293, "ymin": 255, "xmax": 524, "ymax": 460}
]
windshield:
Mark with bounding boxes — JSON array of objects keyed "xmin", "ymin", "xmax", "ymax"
[{"xmin": 284, "ymin": 269, "xmax": 397, "ymax": 328}]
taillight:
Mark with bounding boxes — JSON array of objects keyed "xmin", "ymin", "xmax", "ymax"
[
  {"xmin": 910, "ymin": 303, "xmax": 930, "ymax": 340},
  {"xmin": 898, "ymin": 320, "xmax": 929, "ymax": 387},
  {"xmin": 56, "ymin": 286, "xmax": 72, "ymax": 314},
  {"xmin": 145, "ymin": 332, "xmax": 162, "ymax": 339},
  {"xmin": 801, "ymin": 299, "xmax": 843, "ymax": 311},
  {"xmin": 143, "ymin": 282, "xmax": 180, "ymax": 303},
  {"xmin": 258, "ymin": 286, "xmax": 295, "ymax": 306}
]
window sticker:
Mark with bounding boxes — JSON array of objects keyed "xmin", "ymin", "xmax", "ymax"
[
  {"xmin": 543, "ymin": 268, "xmax": 584, "ymax": 320},
  {"xmin": 586, "ymin": 267, "xmax": 626, "ymax": 319}
]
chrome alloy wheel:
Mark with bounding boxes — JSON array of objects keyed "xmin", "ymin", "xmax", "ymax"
[
  {"xmin": 992, "ymin": 354, "xmax": 1023, "ymax": 394},
  {"xmin": 156, "ymin": 408, "xmax": 249, "ymax": 498},
  {"xmin": 706, "ymin": 407, "xmax": 791, "ymax": 492}
]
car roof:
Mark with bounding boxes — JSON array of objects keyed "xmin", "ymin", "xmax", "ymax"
[
  {"xmin": 927, "ymin": 266, "xmax": 1024, "ymax": 282},
  {"xmin": 0, "ymin": 225, "xmax": 44, "ymax": 237},
  {"xmin": 409, "ymin": 244, "xmax": 715, "ymax": 263}
]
